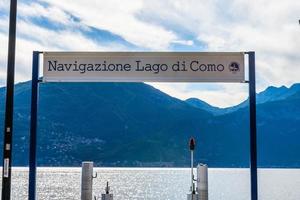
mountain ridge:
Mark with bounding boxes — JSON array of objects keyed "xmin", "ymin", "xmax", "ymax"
[{"xmin": 0, "ymin": 81, "xmax": 299, "ymax": 167}]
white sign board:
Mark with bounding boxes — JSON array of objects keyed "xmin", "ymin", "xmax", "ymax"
[{"xmin": 43, "ymin": 52, "xmax": 245, "ymax": 82}]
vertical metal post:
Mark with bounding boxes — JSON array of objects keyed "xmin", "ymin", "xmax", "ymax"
[
  {"xmin": 81, "ymin": 162, "xmax": 94, "ymax": 200},
  {"xmin": 197, "ymin": 164, "xmax": 208, "ymax": 200},
  {"xmin": 191, "ymin": 150, "xmax": 194, "ymax": 192},
  {"xmin": 248, "ymin": 51, "xmax": 258, "ymax": 200},
  {"xmin": 1, "ymin": 0, "xmax": 17, "ymax": 199},
  {"xmin": 28, "ymin": 51, "xmax": 40, "ymax": 200}
]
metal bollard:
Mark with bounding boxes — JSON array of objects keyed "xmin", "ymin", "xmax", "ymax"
[
  {"xmin": 197, "ymin": 164, "xmax": 208, "ymax": 200},
  {"xmin": 81, "ymin": 162, "xmax": 94, "ymax": 200}
]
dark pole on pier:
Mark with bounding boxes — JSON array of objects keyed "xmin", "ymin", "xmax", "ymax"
[
  {"xmin": 248, "ymin": 51, "xmax": 258, "ymax": 200},
  {"xmin": 28, "ymin": 51, "xmax": 40, "ymax": 200},
  {"xmin": 1, "ymin": 0, "xmax": 18, "ymax": 199}
]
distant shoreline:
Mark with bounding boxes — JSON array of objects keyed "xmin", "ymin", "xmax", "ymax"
[{"xmin": 1, "ymin": 166, "xmax": 300, "ymax": 169}]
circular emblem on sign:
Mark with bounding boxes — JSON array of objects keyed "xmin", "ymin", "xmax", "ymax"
[{"xmin": 229, "ymin": 62, "xmax": 240, "ymax": 73}]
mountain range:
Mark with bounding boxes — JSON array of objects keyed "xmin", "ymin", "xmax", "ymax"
[{"xmin": 0, "ymin": 81, "xmax": 299, "ymax": 167}]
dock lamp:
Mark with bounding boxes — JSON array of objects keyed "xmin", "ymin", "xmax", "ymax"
[{"xmin": 189, "ymin": 137, "xmax": 196, "ymax": 194}]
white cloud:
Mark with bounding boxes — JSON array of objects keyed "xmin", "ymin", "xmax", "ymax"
[
  {"xmin": 41, "ymin": 0, "xmax": 179, "ymax": 50},
  {"xmin": 149, "ymin": 82, "xmax": 248, "ymax": 108},
  {"xmin": 16, "ymin": 20, "xmax": 100, "ymax": 50},
  {"xmin": 172, "ymin": 40, "xmax": 194, "ymax": 46},
  {"xmin": 0, "ymin": 0, "xmax": 9, "ymax": 10},
  {"xmin": 18, "ymin": 2, "xmax": 71, "ymax": 25},
  {"xmin": 139, "ymin": 0, "xmax": 300, "ymax": 106},
  {"xmin": 0, "ymin": 0, "xmax": 299, "ymax": 107},
  {"xmin": 0, "ymin": 14, "xmax": 130, "ymax": 86}
]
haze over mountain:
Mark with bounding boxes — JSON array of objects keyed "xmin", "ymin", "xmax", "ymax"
[
  {"xmin": 0, "ymin": 82, "xmax": 299, "ymax": 167},
  {"xmin": 186, "ymin": 84, "xmax": 300, "ymax": 116}
]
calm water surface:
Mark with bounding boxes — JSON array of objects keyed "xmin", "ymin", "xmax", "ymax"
[{"xmin": 1, "ymin": 168, "xmax": 300, "ymax": 200}]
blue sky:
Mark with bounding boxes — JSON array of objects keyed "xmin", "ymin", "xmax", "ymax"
[{"xmin": 0, "ymin": 0, "xmax": 299, "ymax": 107}]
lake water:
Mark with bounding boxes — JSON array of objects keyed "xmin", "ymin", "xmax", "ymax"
[{"xmin": 1, "ymin": 168, "xmax": 300, "ymax": 200}]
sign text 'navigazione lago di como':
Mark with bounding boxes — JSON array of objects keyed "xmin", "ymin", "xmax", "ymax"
[{"xmin": 43, "ymin": 52, "xmax": 245, "ymax": 82}]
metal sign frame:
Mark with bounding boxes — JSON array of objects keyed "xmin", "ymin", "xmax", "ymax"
[{"xmin": 27, "ymin": 51, "xmax": 257, "ymax": 200}]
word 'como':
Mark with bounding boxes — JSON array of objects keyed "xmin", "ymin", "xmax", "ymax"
[{"xmin": 47, "ymin": 60, "xmax": 225, "ymax": 74}]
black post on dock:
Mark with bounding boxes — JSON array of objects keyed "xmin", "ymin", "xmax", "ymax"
[
  {"xmin": 248, "ymin": 51, "xmax": 258, "ymax": 200},
  {"xmin": 28, "ymin": 51, "xmax": 40, "ymax": 200},
  {"xmin": 1, "ymin": 0, "xmax": 18, "ymax": 199}
]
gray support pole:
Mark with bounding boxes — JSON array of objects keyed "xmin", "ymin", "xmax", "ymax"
[
  {"xmin": 248, "ymin": 51, "xmax": 258, "ymax": 200},
  {"xmin": 81, "ymin": 162, "xmax": 94, "ymax": 200},
  {"xmin": 197, "ymin": 164, "xmax": 208, "ymax": 200},
  {"xmin": 191, "ymin": 150, "xmax": 194, "ymax": 192},
  {"xmin": 1, "ymin": 0, "xmax": 17, "ymax": 199}
]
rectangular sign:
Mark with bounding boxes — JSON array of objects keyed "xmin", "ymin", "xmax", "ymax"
[{"xmin": 43, "ymin": 52, "xmax": 245, "ymax": 82}]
